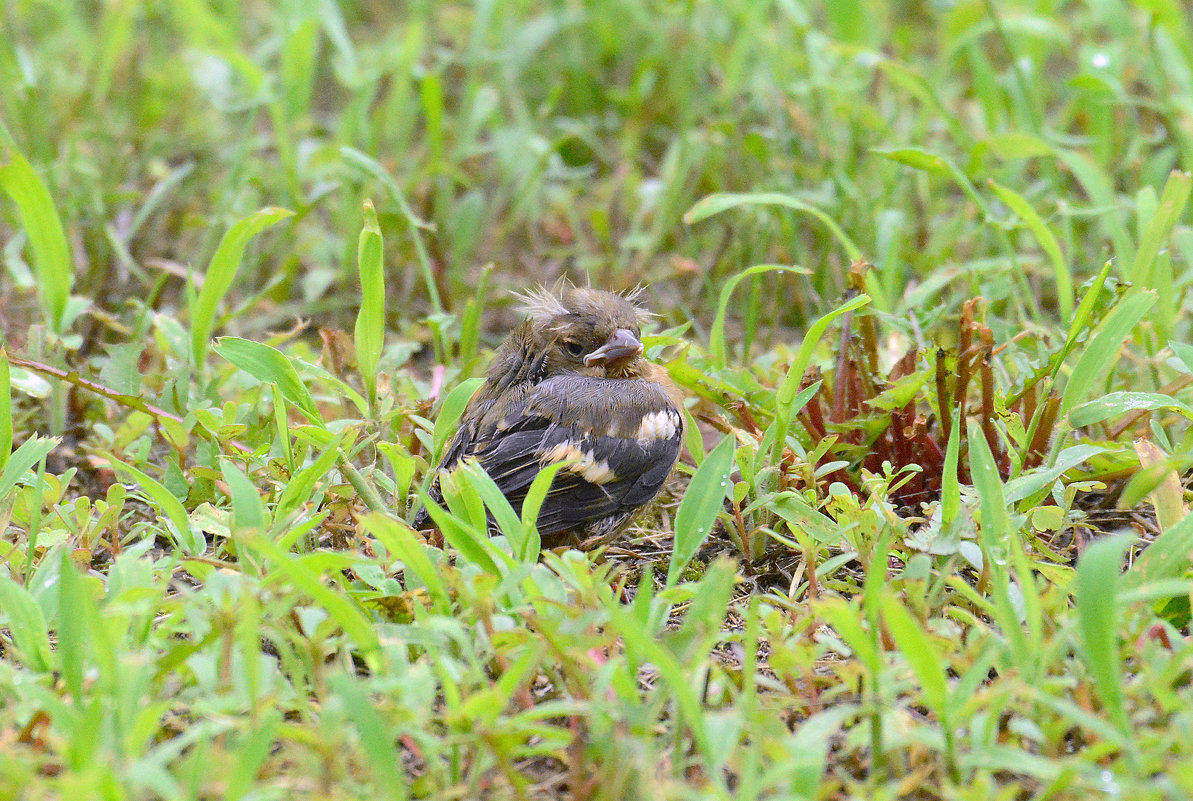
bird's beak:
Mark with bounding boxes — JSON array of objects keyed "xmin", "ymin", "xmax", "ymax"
[{"xmin": 583, "ymin": 328, "xmax": 643, "ymax": 368}]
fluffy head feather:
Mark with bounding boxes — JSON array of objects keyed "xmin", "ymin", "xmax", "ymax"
[{"xmin": 513, "ymin": 284, "xmax": 654, "ymax": 328}]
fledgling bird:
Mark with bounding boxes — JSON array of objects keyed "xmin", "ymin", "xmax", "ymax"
[{"xmin": 413, "ymin": 286, "xmax": 684, "ymax": 548}]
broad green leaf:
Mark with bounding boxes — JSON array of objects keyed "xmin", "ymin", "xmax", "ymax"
[
  {"xmin": 55, "ymin": 551, "xmax": 89, "ymax": 702},
  {"xmin": 1048, "ymin": 261, "xmax": 1112, "ymax": 386},
  {"xmin": 251, "ymin": 537, "xmax": 383, "ymax": 672},
  {"xmin": 458, "ymin": 264, "xmax": 492, "ymax": 364},
  {"xmin": 360, "ymin": 514, "xmax": 452, "ymax": 613},
  {"xmin": 1123, "ymin": 503, "xmax": 1193, "ymax": 590},
  {"xmin": 816, "ymin": 597, "xmax": 880, "ymax": 674},
  {"xmin": 865, "ymin": 370, "xmax": 927, "ymax": 412},
  {"xmin": 668, "ymin": 434, "xmax": 735, "ymax": 586},
  {"xmin": 1003, "ymin": 444, "xmax": 1104, "ymax": 504},
  {"xmin": 0, "ymin": 147, "xmax": 72, "ymax": 333},
  {"xmin": 190, "ymin": 206, "xmax": 293, "ymax": 366},
  {"xmin": 607, "ymin": 601, "xmax": 716, "ymax": 772},
  {"xmin": 967, "ymin": 420, "xmax": 1029, "ymax": 665},
  {"xmin": 769, "ymin": 489, "xmax": 841, "ymax": 545},
  {"xmin": 274, "ymin": 435, "xmax": 345, "ymax": 528},
  {"xmin": 1069, "ymin": 391, "xmax": 1193, "ymax": 428},
  {"xmin": 881, "ymin": 593, "xmax": 948, "ymax": 714},
  {"xmin": 518, "ymin": 461, "xmax": 569, "ymax": 559},
  {"xmin": 456, "ymin": 459, "xmax": 522, "ymax": 549},
  {"xmin": 940, "ymin": 408, "xmax": 962, "ymax": 526},
  {"xmin": 669, "ymin": 559, "xmax": 738, "ymax": 665},
  {"xmin": 786, "ymin": 705, "xmax": 858, "ymax": 794},
  {"xmin": 214, "ymin": 336, "xmax": 323, "ymax": 424},
  {"xmin": 328, "ymin": 674, "xmax": 407, "ymax": 798},
  {"xmin": 983, "ymin": 132, "xmax": 1053, "ymax": 160},
  {"xmin": 417, "ymin": 490, "xmax": 502, "ymax": 577},
  {"xmin": 968, "ymin": 420, "xmax": 1009, "ymax": 549},
  {"xmin": 875, "ymin": 147, "xmax": 950, "ymax": 175},
  {"xmin": 874, "ymin": 147, "xmax": 989, "ymax": 218},
  {"xmin": 226, "ymin": 712, "xmax": 284, "ymax": 801},
  {"xmin": 1171, "ymin": 339, "xmax": 1193, "ymax": 375},
  {"xmin": 220, "ymin": 458, "xmax": 268, "ymax": 533},
  {"xmin": 773, "ymin": 295, "xmax": 870, "ymax": 461}
]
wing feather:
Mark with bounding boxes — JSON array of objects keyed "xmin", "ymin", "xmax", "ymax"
[{"xmin": 418, "ymin": 374, "xmax": 681, "ymax": 537}]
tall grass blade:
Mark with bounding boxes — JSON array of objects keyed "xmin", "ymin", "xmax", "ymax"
[
  {"xmin": 1132, "ymin": 169, "xmax": 1191, "ymax": 289},
  {"xmin": 1060, "ymin": 289, "xmax": 1155, "ymax": 417},
  {"xmin": 1075, "ymin": 535, "xmax": 1132, "ymax": 739},
  {"xmin": 683, "ymin": 192, "xmax": 863, "ymax": 261},
  {"xmin": 0, "ymin": 147, "xmax": 72, "ymax": 333},
  {"xmin": 708, "ymin": 264, "xmax": 809, "ymax": 368},
  {"xmin": 355, "ymin": 200, "xmax": 386, "ymax": 409},
  {"xmin": 772, "ymin": 294, "xmax": 870, "ymax": 461},
  {"xmin": 0, "ymin": 351, "xmax": 11, "ymax": 475},
  {"xmin": 190, "ymin": 206, "xmax": 293, "ymax": 368},
  {"xmin": 988, "ymin": 179, "xmax": 1073, "ymax": 318},
  {"xmin": 667, "ymin": 434, "xmax": 735, "ymax": 587}
]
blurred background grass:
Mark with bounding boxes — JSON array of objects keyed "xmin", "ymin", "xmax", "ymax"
[{"xmin": 5, "ymin": 0, "xmax": 1189, "ymax": 355}]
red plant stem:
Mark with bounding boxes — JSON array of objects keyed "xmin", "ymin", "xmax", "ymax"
[
  {"xmin": 1024, "ymin": 393, "xmax": 1060, "ymax": 470},
  {"xmin": 7, "ymin": 353, "xmax": 251, "ymax": 454},
  {"xmin": 979, "ymin": 336, "xmax": 1003, "ymax": 474},
  {"xmin": 935, "ymin": 347, "xmax": 952, "ymax": 445},
  {"xmin": 1021, "ymin": 382, "xmax": 1037, "ymax": 432},
  {"xmin": 831, "ymin": 316, "xmax": 854, "ymax": 424},
  {"xmin": 802, "ymin": 378, "xmax": 827, "ymax": 440}
]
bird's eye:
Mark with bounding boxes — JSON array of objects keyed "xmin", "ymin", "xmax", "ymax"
[{"xmin": 563, "ymin": 340, "xmax": 586, "ymax": 358}]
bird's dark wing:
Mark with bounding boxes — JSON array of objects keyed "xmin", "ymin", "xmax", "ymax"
[{"xmin": 437, "ymin": 375, "xmax": 682, "ymax": 537}]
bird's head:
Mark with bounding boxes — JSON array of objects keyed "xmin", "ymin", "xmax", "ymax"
[{"xmin": 515, "ymin": 286, "xmax": 652, "ymax": 378}]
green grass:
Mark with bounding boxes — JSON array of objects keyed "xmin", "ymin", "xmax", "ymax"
[{"xmin": 3, "ymin": 1, "xmax": 1193, "ymax": 798}]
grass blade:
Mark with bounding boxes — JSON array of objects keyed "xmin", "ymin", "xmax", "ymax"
[
  {"xmin": 683, "ymin": 191, "xmax": 863, "ymax": 261},
  {"xmin": 1060, "ymin": 289, "xmax": 1155, "ymax": 418},
  {"xmin": 988, "ymin": 179, "xmax": 1072, "ymax": 318},
  {"xmin": 772, "ymin": 294, "xmax": 870, "ymax": 461},
  {"xmin": 430, "ymin": 377, "xmax": 484, "ymax": 463},
  {"xmin": 1075, "ymin": 535, "xmax": 1132, "ymax": 739},
  {"xmin": 355, "ymin": 200, "xmax": 385, "ymax": 409},
  {"xmin": 1132, "ymin": 169, "xmax": 1191, "ymax": 289},
  {"xmin": 105, "ymin": 453, "xmax": 205, "ymax": 555},
  {"xmin": 668, "ymin": 434, "xmax": 735, "ymax": 587},
  {"xmin": 708, "ymin": 264, "xmax": 810, "ymax": 368},
  {"xmin": 0, "ymin": 350, "xmax": 9, "ymax": 474},
  {"xmin": 0, "ymin": 147, "xmax": 72, "ymax": 333},
  {"xmin": 190, "ymin": 206, "xmax": 293, "ymax": 368}
]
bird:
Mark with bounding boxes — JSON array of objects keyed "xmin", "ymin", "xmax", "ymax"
[{"xmin": 413, "ymin": 285, "xmax": 684, "ymax": 549}]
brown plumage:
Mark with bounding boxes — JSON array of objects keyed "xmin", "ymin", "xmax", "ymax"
[{"xmin": 413, "ymin": 286, "xmax": 684, "ymax": 548}]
